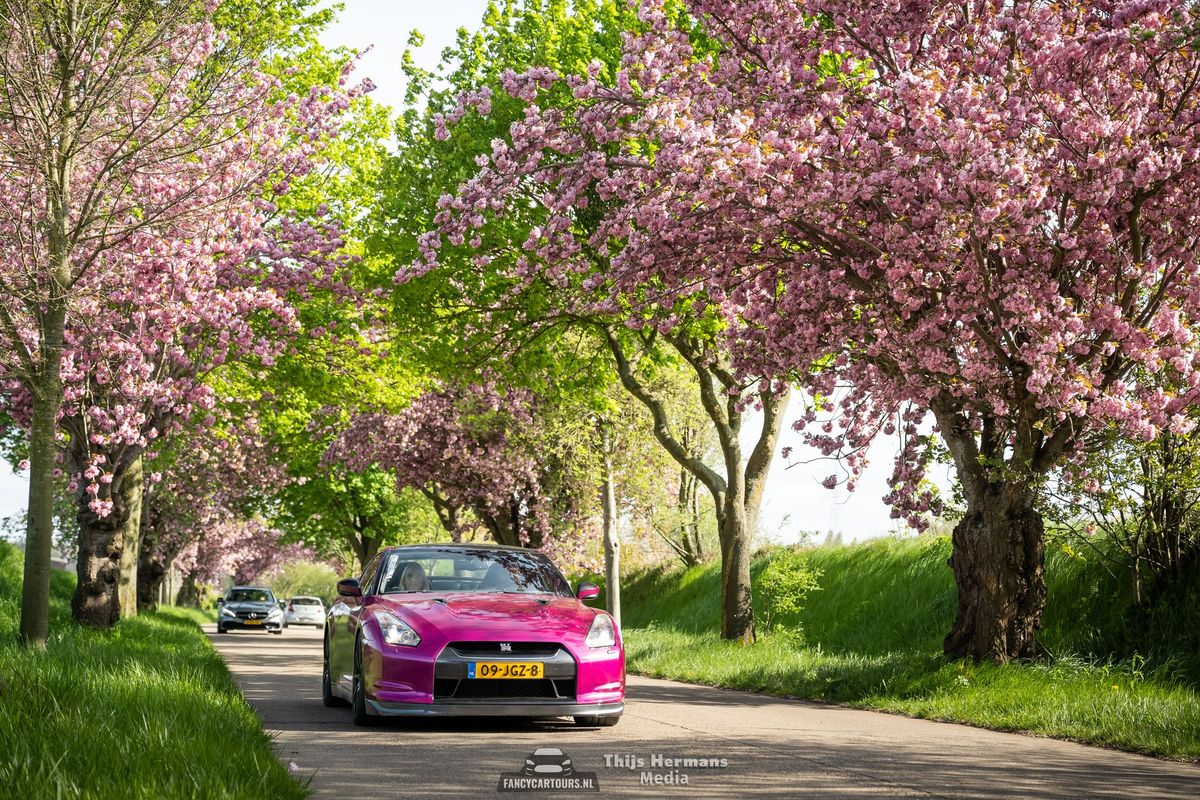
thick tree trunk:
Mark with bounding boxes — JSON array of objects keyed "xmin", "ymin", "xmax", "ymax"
[
  {"xmin": 136, "ymin": 500, "xmax": 162, "ymax": 611},
  {"xmin": 718, "ymin": 493, "xmax": 755, "ymax": 644},
  {"xmin": 116, "ymin": 454, "xmax": 143, "ymax": 618},
  {"xmin": 175, "ymin": 571, "xmax": 200, "ymax": 607},
  {"xmin": 72, "ymin": 459, "xmax": 143, "ymax": 627},
  {"xmin": 137, "ymin": 552, "xmax": 166, "ymax": 612},
  {"xmin": 601, "ymin": 457, "xmax": 621, "ymax": 628},
  {"xmin": 350, "ymin": 529, "xmax": 382, "ymax": 572},
  {"xmin": 944, "ymin": 486, "xmax": 1046, "ymax": 661}
]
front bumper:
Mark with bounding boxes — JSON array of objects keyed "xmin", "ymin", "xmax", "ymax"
[
  {"xmin": 367, "ymin": 699, "xmax": 624, "ymax": 718},
  {"xmin": 219, "ymin": 617, "xmax": 283, "ymax": 631}
]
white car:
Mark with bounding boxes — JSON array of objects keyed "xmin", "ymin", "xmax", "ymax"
[{"xmin": 284, "ymin": 596, "xmax": 326, "ymax": 628}]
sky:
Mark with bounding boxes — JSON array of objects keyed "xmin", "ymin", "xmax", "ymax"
[{"xmin": 0, "ymin": 1, "xmax": 942, "ymax": 543}]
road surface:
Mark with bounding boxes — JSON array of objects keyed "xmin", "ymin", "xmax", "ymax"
[{"xmin": 205, "ymin": 625, "xmax": 1199, "ymax": 798}]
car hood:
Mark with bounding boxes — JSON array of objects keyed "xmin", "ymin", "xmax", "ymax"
[{"xmin": 373, "ymin": 593, "xmax": 597, "ymax": 640}]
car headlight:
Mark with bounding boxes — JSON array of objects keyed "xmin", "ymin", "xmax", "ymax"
[
  {"xmin": 377, "ymin": 611, "xmax": 420, "ymax": 647},
  {"xmin": 585, "ymin": 613, "xmax": 617, "ymax": 648},
  {"xmin": 268, "ymin": 607, "xmax": 283, "ymax": 618},
  {"xmin": 219, "ymin": 606, "xmax": 235, "ymax": 618}
]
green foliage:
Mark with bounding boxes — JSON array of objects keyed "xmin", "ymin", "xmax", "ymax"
[
  {"xmin": 1045, "ymin": 426, "xmax": 1200, "ymax": 607},
  {"xmin": 616, "ymin": 536, "xmax": 1200, "ymax": 760},
  {"xmin": 266, "ymin": 560, "xmax": 341, "ymax": 603},
  {"xmin": 0, "ymin": 541, "xmax": 305, "ymax": 799},
  {"xmin": 754, "ymin": 549, "xmax": 821, "ymax": 641}
]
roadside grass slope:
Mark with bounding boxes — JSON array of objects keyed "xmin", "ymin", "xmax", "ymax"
[
  {"xmin": 0, "ymin": 541, "xmax": 306, "ymax": 799},
  {"xmin": 617, "ymin": 536, "xmax": 1200, "ymax": 761}
]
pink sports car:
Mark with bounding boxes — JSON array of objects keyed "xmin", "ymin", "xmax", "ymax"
[{"xmin": 322, "ymin": 544, "xmax": 625, "ymax": 727}]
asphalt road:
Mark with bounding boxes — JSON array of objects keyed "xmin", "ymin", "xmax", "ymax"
[{"xmin": 206, "ymin": 624, "xmax": 1199, "ymax": 799}]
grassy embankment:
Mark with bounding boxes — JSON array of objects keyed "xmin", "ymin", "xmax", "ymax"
[
  {"xmin": 612, "ymin": 536, "xmax": 1200, "ymax": 761},
  {"xmin": 0, "ymin": 541, "xmax": 305, "ymax": 799}
]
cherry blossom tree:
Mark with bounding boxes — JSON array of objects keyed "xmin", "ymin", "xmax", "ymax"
[
  {"xmin": 417, "ymin": 0, "xmax": 1200, "ymax": 660},
  {"xmin": 174, "ymin": 516, "xmax": 314, "ymax": 596},
  {"xmin": 136, "ymin": 410, "xmax": 287, "ymax": 609},
  {"xmin": 392, "ymin": 1, "xmax": 788, "ymax": 642},
  {"xmin": 0, "ymin": 0, "xmax": 358, "ymax": 636},
  {"xmin": 326, "ymin": 382, "xmax": 599, "ymax": 571}
]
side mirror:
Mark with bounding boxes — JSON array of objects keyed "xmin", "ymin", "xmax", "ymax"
[
  {"xmin": 576, "ymin": 582, "xmax": 600, "ymax": 601},
  {"xmin": 216, "ymin": 598, "xmax": 224, "ymax": 606},
  {"xmin": 337, "ymin": 578, "xmax": 363, "ymax": 598}
]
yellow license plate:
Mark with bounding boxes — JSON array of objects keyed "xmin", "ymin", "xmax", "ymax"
[
  {"xmin": 244, "ymin": 619, "xmax": 262, "ymax": 625},
  {"xmin": 470, "ymin": 661, "xmax": 543, "ymax": 679}
]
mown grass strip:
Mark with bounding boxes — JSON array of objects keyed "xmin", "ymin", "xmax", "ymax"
[
  {"xmin": 618, "ymin": 536, "xmax": 1200, "ymax": 761},
  {"xmin": 0, "ymin": 542, "xmax": 305, "ymax": 799}
]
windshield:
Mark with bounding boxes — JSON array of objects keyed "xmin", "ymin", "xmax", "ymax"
[
  {"xmin": 292, "ymin": 598, "xmax": 322, "ymax": 606},
  {"xmin": 376, "ymin": 548, "xmax": 572, "ymax": 597},
  {"xmin": 227, "ymin": 588, "xmax": 274, "ymax": 603}
]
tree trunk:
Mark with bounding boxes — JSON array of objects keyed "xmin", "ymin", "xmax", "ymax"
[
  {"xmin": 19, "ymin": 17, "xmax": 76, "ymax": 646},
  {"xmin": 175, "ymin": 571, "xmax": 200, "ymax": 607},
  {"xmin": 19, "ymin": 388, "xmax": 63, "ymax": 646},
  {"xmin": 601, "ymin": 456, "xmax": 621, "ymax": 628},
  {"xmin": 718, "ymin": 489, "xmax": 755, "ymax": 643},
  {"xmin": 136, "ymin": 499, "xmax": 162, "ymax": 611},
  {"xmin": 116, "ymin": 454, "xmax": 143, "ymax": 618},
  {"xmin": 675, "ymin": 468, "xmax": 699, "ymax": 566},
  {"xmin": 944, "ymin": 486, "xmax": 1046, "ymax": 661},
  {"xmin": 688, "ymin": 470, "xmax": 703, "ymax": 562},
  {"xmin": 72, "ymin": 458, "xmax": 143, "ymax": 627},
  {"xmin": 137, "ymin": 551, "xmax": 166, "ymax": 613}
]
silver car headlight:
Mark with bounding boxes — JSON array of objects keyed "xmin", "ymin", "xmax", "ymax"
[
  {"xmin": 219, "ymin": 606, "xmax": 235, "ymax": 618},
  {"xmin": 585, "ymin": 613, "xmax": 617, "ymax": 648},
  {"xmin": 268, "ymin": 607, "xmax": 283, "ymax": 619},
  {"xmin": 378, "ymin": 611, "xmax": 420, "ymax": 647}
]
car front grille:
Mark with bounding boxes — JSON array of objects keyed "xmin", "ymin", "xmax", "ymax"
[
  {"xmin": 433, "ymin": 641, "xmax": 578, "ymax": 702},
  {"xmin": 434, "ymin": 677, "xmax": 576, "ymax": 701},
  {"xmin": 235, "ymin": 610, "xmax": 268, "ymax": 619},
  {"xmin": 447, "ymin": 641, "xmax": 563, "ymax": 657}
]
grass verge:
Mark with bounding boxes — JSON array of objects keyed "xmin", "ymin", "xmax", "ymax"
[
  {"xmin": 0, "ymin": 541, "xmax": 305, "ymax": 799},
  {"xmin": 618, "ymin": 536, "xmax": 1200, "ymax": 761}
]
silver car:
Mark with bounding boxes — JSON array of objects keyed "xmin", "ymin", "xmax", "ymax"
[{"xmin": 284, "ymin": 596, "xmax": 326, "ymax": 628}]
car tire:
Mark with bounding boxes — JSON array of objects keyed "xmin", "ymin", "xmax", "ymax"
[
  {"xmin": 573, "ymin": 714, "xmax": 620, "ymax": 728},
  {"xmin": 351, "ymin": 638, "xmax": 374, "ymax": 727},
  {"xmin": 322, "ymin": 644, "xmax": 348, "ymax": 708},
  {"xmin": 270, "ymin": 629, "xmax": 283, "ymax": 635}
]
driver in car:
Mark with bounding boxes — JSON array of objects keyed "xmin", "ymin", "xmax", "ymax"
[{"xmin": 399, "ymin": 562, "xmax": 428, "ymax": 592}]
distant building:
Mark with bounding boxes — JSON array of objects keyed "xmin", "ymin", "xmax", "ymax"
[
  {"xmin": 50, "ymin": 547, "xmax": 72, "ymax": 572},
  {"xmin": 10, "ymin": 541, "xmax": 74, "ymax": 572}
]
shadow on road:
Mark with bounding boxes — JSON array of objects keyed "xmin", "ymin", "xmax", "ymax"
[{"xmin": 206, "ymin": 624, "xmax": 1200, "ymax": 799}]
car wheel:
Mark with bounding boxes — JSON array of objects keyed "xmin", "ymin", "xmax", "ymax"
[
  {"xmin": 322, "ymin": 642, "xmax": 347, "ymax": 708},
  {"xmin": 573, "ymin": 714, "xmax": 620, "ymax": 728},
  {"xmin": 270, "ymin": 629, "xmax": 283, "ymax": 635},
  {"xmin": 350, "ymin": 638, "xmax": 374, "ymax": 727},
  {"xmin": 216, "ymin": 625, "xmax": 226, "ymax": 634}
]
